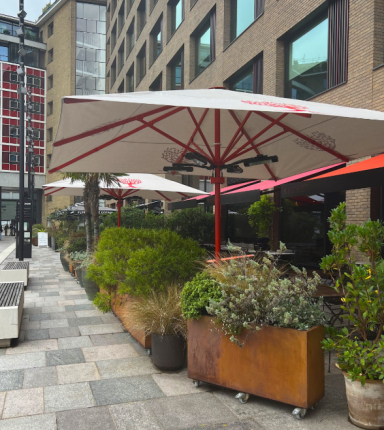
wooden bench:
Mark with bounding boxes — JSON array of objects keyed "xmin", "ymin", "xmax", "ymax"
[
  {"xmin": 0, "ymin": 262, "xmax": 29, "ymax": 287},
  {"xmin": 0, "ymin": 282, "xmax": 24, "ymax": 347}
]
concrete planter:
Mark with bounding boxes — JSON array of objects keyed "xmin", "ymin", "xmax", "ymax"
[
  {"xmin": 188, "ymin": 316, "xmax": 324, "ymax": 416},
  {"xmin": 343, "ymin": 372, "xmax": 384, "ymax": 429}
]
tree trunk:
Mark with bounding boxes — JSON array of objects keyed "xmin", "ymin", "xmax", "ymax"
[
  {"xmin": 89, "ymin": 175, "xmax": 100, "ymax": 244},
  {"xmin": 83, "ymin": 180, "xmax": 93, "ymax": 252}
]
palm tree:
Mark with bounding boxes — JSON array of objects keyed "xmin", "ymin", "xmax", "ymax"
[{"xmin": 62, "ymin": 173, "xmax": 120, "ymax": 251}]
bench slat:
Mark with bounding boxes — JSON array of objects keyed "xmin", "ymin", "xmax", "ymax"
[
  {"xmin": 0, "ymin": 283, "xmax": 23, "ymax": 307},
  {"xmin": 3, "ymin": 262, "xmax": 29, "ymax": 271}
]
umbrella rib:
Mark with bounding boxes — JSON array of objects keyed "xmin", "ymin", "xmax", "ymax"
[
  {"xmin": 224, "ymin": 111, "xmax": 279, "ymax": 180},
  {"xmin": 49, "ymin": 107, "xmax": 186, "ymax": 174},
  {"xmin": 138, "ymin": 119, "xmax": 213, "ymax": 162},
  {"xmin": 156, "ymin": 191, "xmax": 171, "ymax": 202},
  {"xmin": 54, "ymin": 105, "xmax": 175, "ymax": 147},
  {"xmin": 254, "ymin": 111, "xmax": 350, "ymax": 162},
  {"xmin": 235, "ymin": 131, "xmax": 287, "ymax": 158},
  {"xmin": 44, "ymin": 187, "xmax": 66, "ymax": 196},
  {"xmin": 186, "ymin": 108, "xmax": 215, "ymax": 160},
  {"xmin": 221, "ymin": 111, "xmax": 252, "ymax": 161},
  {"xmin": 101, "ymin": 188, "xmax": 119, "ymax": 199},
  {"xmin": 226, "ymin": 113, "xmax": 288, "ymax": 161}
]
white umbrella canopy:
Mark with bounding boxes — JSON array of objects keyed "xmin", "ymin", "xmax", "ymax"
[
  {"xmin": 43, "ymin": 174, "xmax": 207, "ymax": 226},
  {"xmin": 48, "ymin": 89, "xmax": 384, "ymax": 255}
]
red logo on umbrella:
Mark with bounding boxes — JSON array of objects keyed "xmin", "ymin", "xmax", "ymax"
[
  {"xmin": 241, "ymin": 100, "xmax": 309, "ymax": 113},
  {"xmin": 119, "ymin": 178, "xmax": 142, "ymax": 188}
]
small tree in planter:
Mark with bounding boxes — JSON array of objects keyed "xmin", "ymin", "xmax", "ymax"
[
  {"xmin": 321, "ymin": 203, "xmax": 384, "ymax": 429},
  {"xmin": 247, "ymin": 195, "xmax": 280, "ymax": 249}
]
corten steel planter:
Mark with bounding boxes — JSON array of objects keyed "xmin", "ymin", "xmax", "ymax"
[
  {"xmin": 60, "ymin": 253, "xmax": 69, "ymax": 272},
  {"xmin": 69, "ymin": 263, "xmax": 75, "ymax": 275},
  {"xmin": 343, "ymin": 372, "xmax": 384, "ymax": 429},
  {"xmin": 151, "ymin": 334, "xmax": 186, "ymax": 371},
  {"xmin": 188, "ymin": 316, "xmax": 324, "ymax": 414},
  {"xmin": 111, "ymin": 293, "xmax": 151, "ymax": 349}
]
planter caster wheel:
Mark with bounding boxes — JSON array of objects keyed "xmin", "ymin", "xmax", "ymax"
[
  {"xmin": 193, "ymin": 380, "xmax": 201, "ymax": 388},
  {"xmin": 292, "ymin": 408, "xmax": 307, "ymax": 420},
  {"xmin": 146, "ymin": 349, "xmax": 151, "ymax": 356},
  {"xmin": 235, "ymin": 393, "xmax": 250, "ymax": 404}
]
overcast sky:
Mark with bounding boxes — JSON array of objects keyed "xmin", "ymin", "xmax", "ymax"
[{"xmin": 2, "ymin": 0, "xmax": 49, "ymax": 22}]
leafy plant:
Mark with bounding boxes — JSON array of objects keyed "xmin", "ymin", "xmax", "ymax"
[
  {"xmin": 181, "ymin": 272, "xmax": 222, "ymax": 320},
  {"xmin": 203, "ymin": 245, "xmax": 325, "ymax": 347},
  {"xmin": 125, "ymin": 285, "xmax": 187, "ymax": 338},
  {"xmin": 93, "ymin": 292, "xmax": 112, "ymax": 313},
  {"xmin": 32, "ymin": 224, "xmax": 45, "ymax": 238},
  {"xmin": 321, "ymin": 203, "xmax": 384, "ymax": 385},
  {"xmin": 167, "ymin": 208, "xmax": 215, "ymax": 243},
  {"xmin": 247, "ymin": 195, "xmax": 280, "ymax": 243}
]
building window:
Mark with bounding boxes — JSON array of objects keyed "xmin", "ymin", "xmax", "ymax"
[
  {"xmin": 48, "ymin": 75, "xmax": 53, "ymax": 89},
  {"xmin": 76, "ymin": 2, "xmax": 107, "ymax": 95},
  {"xmin": 285, "ymin": 0, "xmax": 348, "ymax": 100},
  {"xmin": 111, "ymin": 0, "xmax": 117, "ymax": 16},
  {"xmin": 118, "ymin": 41, "xmax": 125, "ymax": 74},
  {"xmin": 40, "ymin": 30, "xmax": 43, "ymax": 42},
  {"xmin": 118, "ymin": 2, "xmax": 125, "ymax": 36},
  {"xmin": 137, "ymin": 43, "xmax": 146, "ymax": 84},
  {"xmin": 137, "ymin": 0, "xmax": 147, "ymax": 37},
  {"xmin": 126, "ymin": 19, "xmax": 135, "ymax": 57},
  {"xmin": 230, "ymin": 0, "xmax": 264, "ymax": 42},
  {"xmin": 126, "ymin": 64, "xmax": 134, "ymax": 91},
  {"xmin": 127, "ymin": 0, "xmax": 135, "ymax": 16},
  {"xmin": 117, "ymin": 81, "xmax": 124, "ymax": 93},
  {"xmin": 48, "ymin": 48, "xmax": 53, "ymax": 63},
  {"xmin": 48, "ymin": 102, "xmax": 53, "ymax": 116},
  {"xmin": 48, "ymin": 128, "xmax": 53, "ymax": 142},
  {"xmin": 111, "ymin": 58, "xmax": 117, "ymax": 87},
  {"xmin": 149, "ymin": 73, "xmax": 162, "ymax": 91},
  {"xmin": 151, "ymin": 16, "xmax": 162, "ymax": 65},
  {"xmin": 48, "ymin": 22, "xmax": 54, "ymax": 37},
  {"xmin": 194, "ymin": 10, "xmax": 216, "ymax": 77},
  {"xmin": 230, "ymin": 53, "xmax": 263, "ymax": 93},
  {"xmin": 111, "ymin": 22, "xmax": 117, "ymax": 51},
  {"xmin": 170, "ymin": 0, "xmax": 184, "ymax": 36},
  {"xmin": 169, "ymin": 47, "xmax": 184, "ymax": 90},
  {"xmin": 150, "ymin": 0, "xmax": 159, "ymax": 13},
  {"xmin": 46, "ymin": 195, "xmax": 53, "ymax": 202},
  {"xmin": 47, "ymin": 154, "xmax": 52, "ymax": 168}
]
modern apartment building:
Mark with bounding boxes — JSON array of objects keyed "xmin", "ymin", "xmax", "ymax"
[
  {"xmin": 105, "ymin": 0, "xmax": 384, "ymax": 263},
  {"xmin": 36, "ymin": 0, "xmax": 107, "ymax": 221},
  {"xmin": 0, "ymin": 14, "xmax": 46, "ymax": 225}
]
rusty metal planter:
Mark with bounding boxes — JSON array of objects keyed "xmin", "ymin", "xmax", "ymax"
[{"xmin": 188, "ymin": 316, "xmax": 324, "ymax": 410}]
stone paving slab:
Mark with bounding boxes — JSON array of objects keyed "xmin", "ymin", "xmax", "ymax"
[
  {"xmin": 68, "ymin": 316, "xmax": 103, "ymax": 327},
  {"xmin": 46, "ymin": 348, "xmax": 85, "ymax": 366},
  {"xmin": 82, "ymin": 344, "xmax": 138, "ymax": 362},
  {"xmin": 50, "ymin": 312, "xmax": 77, "ymax": 320},
  {"xmin": 90, "ymin": 375, "xmax": 165, "ymax": 406},
  {"xmin": 5, "ymin": 340, "xmax": 58, "ymax": 355},
  {"xmin": 45, "ymin": 382, "xmax": 96, "ymax": 412},
  {"xmin": 2, "ymin": 387, "xmax": 44, "ymax": 419},
  {"xmin": 23, "ymin": 367, "xmax": 58, "ymax": 388},
  {"xmin": 0, "ymin": 352, "xmax": 46, "ymax": 371},
  {"xmin": 0, "ymin": 370, "xmax": 24, "ymax": 392},
  {"xmin": 49, "ymin": 327, "xmax": 80, "ymax": 339},
  {"xmin": 58, "ymin": 336, "xmax": 93, "ymax": 350},
  {"xmin": 41, "ymin": 320, "xmax": 69, "ymax": 329},
  {"xmin": 56, "ymin": 406, "xmax": 116, "ymax": 430},
  {"xmin": 25, "ymin": 329, "xmax": 50, "ymax": 341},
  {"xmin": 0, "ymin": 413, "xmax": 57, "ymax": 430},
  {"xmin": 29, "ymin": 313, "xmax": 51, "ymax": 321},
  {"xmin": 109, "ymin": 402, "xmax": 163, "ymax": 430},
  {"xmin": 56, "ymin": 362, "xmax": 101, "ymax": 385},
  {"xmin": 96, "ymin": 357, "xmax": 159, "ymax": 379},
  {"xmin": 79, "ymin": 323, "xmax": 124, "ymax": 336},
  {"xmin": 89, "ymin": 333, "xmax": 133, "ymax": 346}
]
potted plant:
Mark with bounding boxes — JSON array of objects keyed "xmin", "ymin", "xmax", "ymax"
[
  {"xmin": 182, "ymin": 245, "xmax": 327, "ymax": 418},
  {"xmin": 321, "ymin": 203, "xmax": 384, "ymax": 429},
  {"xmin": 32, "ymin": 224, "xmax": 45, "ymax": 246},
  {"xmin": 128, "ymin": 285, "xmax": 187, "ymax": 371}
]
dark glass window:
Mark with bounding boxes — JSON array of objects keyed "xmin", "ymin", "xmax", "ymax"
[
  {"xmin": 127, "ymin": 19, "xmax": 135, "ymax": 56},
  {"xmin": 0, "ymin": 20, "xmax": 13, "ymax": 36},
  {"xmin": 48, "ymin": 75, "xmax": 53, "ymax": 89},
  {"xmin": 118, "ymin": 2, "xmax": 125, "ymax": 36},
  {"xmin": 48, "ymin": 22, "xmax": 54, "ymax": 37},
  {"xmin": 118, "ymin": 41, "xmax": 125, "ymax": 74},
  {"xmin": 117, "ymin": 81, "xmax": 124, "ymax": 93},
  {"xmin": 48, "ymin": 49, "xmax": 53, "ymax": 63},
  {"xmin": 196, "ymin": 24, "xmax": 210, "ymax": 75},
  {"xmin": 230, "ymin": 0, "xmax": 264, "ymax": 42},
  {"xmin": 0, "ymin": 44, "xmax": 8, "ymax": 62},
  {"xmin": 171, "ymin": 0, "xmax": 184, "ymax": 34},
  {"xmin": 151, "ymin": 16, "xmax": 162, "ymax": 64},
  {"xmin": 137, "ymin": 0, "xmax": 147, "ymax": 36},
  {"xmin": 150, "ymin": 73, "xmax": 162, "ymax": 91},
  {"xmin": 126, "ymin": 65, "xmax": 134, "ymax": 92},
  {"xmin": 169, "ymin": 48, "xmax": 183, "ymax": 90},
  {"xmin": 285, "ymin": 17, "xmax": 328, "ymax": 100},
  {"xmin": 137, "ymin": 43, "xmax": 146, "ymax": 83},
  {"xmin": 48, "ymin": 102, "xmax": 53, "ymax": 116},
  {"xmin": 230, "ymin": 54, "xmax": 263, "ymax": 94}
]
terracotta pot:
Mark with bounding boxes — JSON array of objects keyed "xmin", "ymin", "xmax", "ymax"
[
  {"xmin": 151, "ymin": 334, "xmax": 186, "ymax": 371},
  {"xmin": 69, "ymin": 263, "xmax": 75, "ymax": 275},
  {"xmin": 32, "ymin": 237, "xmax": 38, "ymax": 246},
  {"xmin": 343, "ymin": 372, "xmax": 384, "ymax": 429},
  {"xmin": 60, "ymin": 253, "xmax": 69, "ymax": 272},
  {"xmin": 188, "ymin": 316, "xmax": 324, "ymax": 409}
]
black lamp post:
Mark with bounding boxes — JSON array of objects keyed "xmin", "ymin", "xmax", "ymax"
[{"xmin": 17, "ymin": 0, "xmax": 27, "ymax": 261}]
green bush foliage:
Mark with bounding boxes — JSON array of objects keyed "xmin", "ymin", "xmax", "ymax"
[
  {"xmin": 101, "ymin": 206, "xmax": 166, "ymax": 231},
  {"xmin": 247, "ymin": 195, "xmax": 280, "ymax": 240},
  {"xmin": 66, "ymin": 234, "xmax": 87, "ymax": 254},
  {"xmin": 92, "ymin": 292, "xmax": 112, "ymax": 313},
  {"xmin": 181, "ymin": 272, "xmax": 222, "ymax": 320},
  {"xmin": 88, "ymin": 227, "xmax": 206, "ymax": 301}
]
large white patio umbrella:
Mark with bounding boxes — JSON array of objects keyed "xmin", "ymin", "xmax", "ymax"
[
  {"xmin": 43, "ymin": 174, "xmax": 207, "ymax": 227},
  {"xmin": 49, "ymin": 89, "xmax": 384, "ymax": 256}
]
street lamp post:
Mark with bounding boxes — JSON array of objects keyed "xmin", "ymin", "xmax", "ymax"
[{"xmin": 17, "ymin": 0, "xmax": 27, "ymax": 261}]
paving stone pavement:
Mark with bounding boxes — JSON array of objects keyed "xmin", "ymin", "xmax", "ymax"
[{"xmin": 0, "ymin": 246, "xmax": 355, "ymax": 429}]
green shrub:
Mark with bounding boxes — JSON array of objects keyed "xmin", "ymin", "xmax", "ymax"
[
  {"xmin": 67, "ymin": 235, "xmax": 86, "ymax": 254},
  {"xmin": 181, "ymin": 272, "xmax": 222, "ymax": 320},
  {"xmin": 101, "ymin": 206, "xmax": 166, "ymax": 231},
  {"xmin": 167, "ymin": 208, "xmax": 215, "ymax": 243},
  {"xmin": 89, "ymin": 227, "xmax": 206, "ymax": 299},
  {"xmin": 32, "ymin": 224, "xmax": 45, "ymax": 238},
  {"xmin": 92, "ymin": 292, "xmax": 112, "ymax": 313}
]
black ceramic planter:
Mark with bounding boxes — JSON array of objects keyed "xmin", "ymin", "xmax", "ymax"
[
  {"xmin": 60, "ymin": 252, "xmax": 69, "ymax": 272},
  {"xmin": 82, "ymin": 268, "xmax": 99, "ymax": 300},
  {"xmin": 151, "ymin": 334, "xmax": 186, "ymax": 371},
  {"xmin": 75, "ymin": 263, "xmax": 84, "ymax": 288}
]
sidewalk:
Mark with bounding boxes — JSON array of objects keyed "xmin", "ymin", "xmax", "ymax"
[{"xmin": 0, "ymin": 245, "xmax": 354, "ymax": 430}]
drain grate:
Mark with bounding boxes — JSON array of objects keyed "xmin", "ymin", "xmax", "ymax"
[{"xmin": 3, "ymin": 262, "xmax": 29, "ymax": 270}]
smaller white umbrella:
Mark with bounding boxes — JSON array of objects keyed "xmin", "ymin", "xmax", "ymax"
[{"xmin": 43, "ymin": 174, "xmax": 207, "ymax": 226}]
